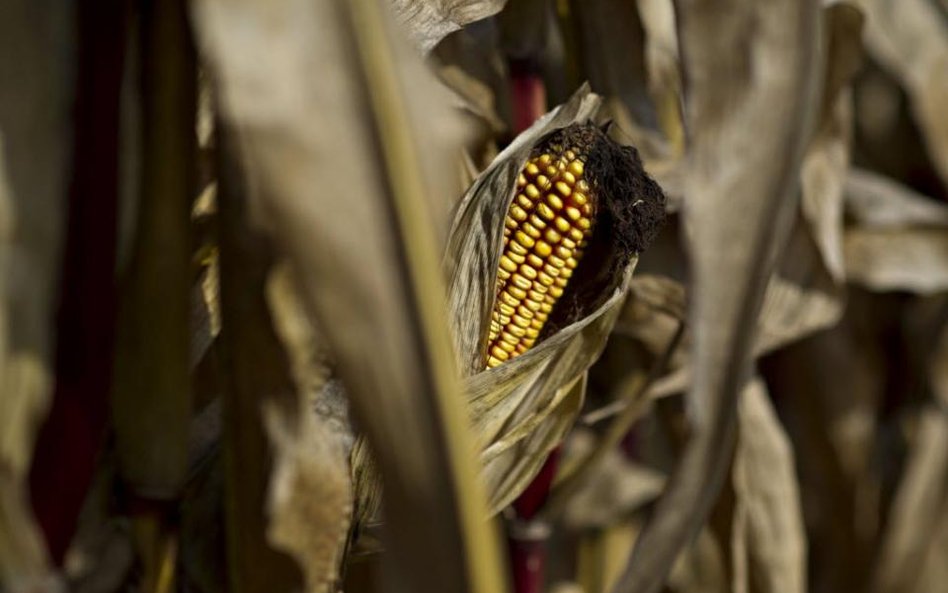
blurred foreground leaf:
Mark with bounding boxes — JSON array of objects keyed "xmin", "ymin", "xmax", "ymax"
[
  {"xmin": 611, "ymin": 1, "xmax": 821, "ymax": 591},
  {"xmin": 192, "ymin": 0, "xmax": 508, "ymax": 591},
  {"xmin": 0, "ymin": 1, "xmax": 75, "ymax": 589}
]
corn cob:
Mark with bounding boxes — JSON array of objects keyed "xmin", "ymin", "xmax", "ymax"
[{"xmin": 486, "ymin": 137, "xmax": 597, "ymax": 368}]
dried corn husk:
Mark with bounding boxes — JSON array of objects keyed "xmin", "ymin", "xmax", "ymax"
[{"xmin": 355, "ymin": 84, "xmax": 664, "ymax": 523}]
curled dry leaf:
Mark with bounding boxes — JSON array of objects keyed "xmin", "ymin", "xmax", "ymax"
[
  {"xmin": 0, "ymin": 1, "xmax": 74, "ymax": 588},
  {"xmin": 431, "ymin": 23, "xmax": 511, "ymax": 148},
  {"xmin": 264, "ymin": 264, "xmax": 353, "ymax": 592},
  {"xmin": 637, "ymin": 0, "xmax": 684, "ymax": 152},
  {"xmin": 0, "ymin": 139, "xmax": 60, "ymax": 592},
  {"xmin": 845, "ymin": 168, "xmax": 948, "ymax": 228},
  {"xmin": 621, "ymin": 245, "xmax": 842, "ymax": 404},
  {"xmin": 550, "ymin": 583, "xmax": 587, "ymax": 593},
  {"xmin": 666, "ymin": 528, "xmax": 728, "ymax": 593},
  {"xmin": 844, "ymin": 229, "xmax": 948, "ymax": 294},
  {"xmin": 800, "ymin": 76, "xmax": 854, "ymax": 283},
  {"xmin": 732, "ymin": 380, "xmax": 807, "ymax": 593},
  {"xmin": 842, "ymin": 170, "xmax": 948, "ymax": 294},
  {"xmin": 870, "ymin": 407, "xmax": 948, "ymax": 593},
  {"xmin": 612, "ymin": 0, "xmax": 822, "ymax": 591},
  {"xmin": 264, "ymin": 404, "xmax": 351, "ymax": 593},
  {"xmin": 439, "ymin": 64, "xmax": 506, "ymax": 134},
  {"xmin": 913, "ymin": 501, "xmax": 948, "ymax": 593},
  {"xmin": 391, "ymin": 0, "xmax": 509, "ymax": 52},
  {"xmin": 558, "ymin": 429, "xmax": 665, "ymax": 530},
  {"xmin": 870, "ymin": 324, "xmax": 948, "ymax": 593},
  {"xmin": 622, "ymin": 1, "xmax": 858, "ymax": 402},
  {"xmin": 775, "ymin": 0, "xmax": 860, "ymax": 329},
  {"xmin": 862, "ymin": 0, "xmax": 948, "ymax": 184},
  {"xmin": 566, "ymin": 0, "xmax": 652, "ymax": 133}
]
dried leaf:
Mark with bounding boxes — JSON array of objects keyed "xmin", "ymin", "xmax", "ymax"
[
  {"xmin": 192, "ymin": 1, "xmax": 508, "ymax": 592},
  {"xmin": 577, "ymin": 521, "xmax": 642, "ymax": 593},
  {"xmin": 862, "ymin": 0, "xmax": 948, "ymax": 184},
  {"xmin": 637, "ymin": 0, "xmax": 684, "ymax": 151},
  {"xmin": 756, "ymin": 228, "xmax": 844, "ymax": 356},
  {"xmin": 841, "ymin": 167, "xmax": 948, "ymax": 294},
  {"xmin": 431, "ymin": 22, "xmax": 511, "ymax": 137},
  {"xmin": 0, "ymin": 1, "xmax": 74, "ymax": 587},
  {"xmin": 845, "ymin": 168, "xmax": 948, "ymax": 228},
  {"xmin": 732, "ymin": 380, "xmax": 807, "ymax": 593},
  {"xmin": 214, "ymin": 132, "xmax": 305, "ymax": 593},
  {"xmin": 439, "ymin": 64, "xmax": 506, "ymax": 133},
  {"xmin": 913, "ymin": 501, "xmax": 948, "ymax": 593},
  {"xmin": 800, "ymin": 86, "xmax": 853, "ymax": 283},
  {"xmin": 263, "ymin": 263, "xmax": 352, "ymax": 592},
  {"xmin": 264, "ymin": 404, "xmax": 351, "ymax": 593},
  {"xmin": 559, "ymin": 430, "xmax": 666, "ymax": 530},
  {"xmin": 624, "ymin": 256, "xmax": 843, "ymax": 404},
  {"xmin": 666, "ymin": 528, "xmax": 728, "ymax": 593},
  {"xmin": 567, "ymin": 0, "xmax": 654, "ymax": 132},
  {"xmin": 844, "ymin": 229, "xmax": 948, "ymax": 294},
  {"xmin": 612, "ymin": 1, "xmax": 822, "ymax": 591},
  {"xmin": 551, "ymin": 583, "xmax": 587, "ymax": 593},
  {"xmin": 391, "ymin": 0, "xmax": 509, "ymax": 52},
  {"xmin": 870, "ymin": 326, "xmax": 948, "ymax": 593},
  {"xmin": 111, "ymin": 0, "xmax": 195, "ymax": 500},
  {"xmin": 820, "ymin": 1, "xmax": 864, "ymax": 120},
  {"xmin": 870, "ymin": 406, "xmax": 948, "ymax": 593},
  {"xmin": 0, "ymin": 140, "xmax": 60, "ymax": 592}
]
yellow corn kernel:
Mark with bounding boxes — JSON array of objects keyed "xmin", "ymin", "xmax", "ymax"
[{"xmin": 485, "ymin": 140, "xmax": 598, "ymax": 368}]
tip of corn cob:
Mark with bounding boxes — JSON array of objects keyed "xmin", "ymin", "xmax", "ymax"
[{"xmin": 485, "ymin": 123, "xmax": 666, "ymax": 368}]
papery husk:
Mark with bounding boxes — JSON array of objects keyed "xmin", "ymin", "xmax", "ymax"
[
  {"xmin": 448, "ymin": 85, "xmax": 654, "ymax": 512},
  {"xmin": 355, "ymin": 85, "xmax": 660, "ymax": 524}
]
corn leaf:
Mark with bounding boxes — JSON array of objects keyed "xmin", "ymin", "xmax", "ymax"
[
  {"xmin": 264, "ymin": 264, "xmax": 352, "ymax": 593},
  {"xmin": 862, "ymin": 0, "xmax": 948, "ymax": 184},
  {"xmin": 842, "ymin": 170, "xmax": 948, "ymax": 294},
  {"xmin": 391, "ymin": 0, "xmax": 509, "ymax": 53},
  {"xmin": 192, "ymin": 1, "xmax": 508, "ymax": 592},
  {"xmin": 0, "ymin": 1, "xmax": 75, "ymax": 587},
  {"xmin": 870, "ymin": 324, "xmax": 948, "ymax": 593},
  {"xmin": 558, "ymin": 429, "xmax": 665, "ymax": 530},
  {"xmin": 610, "ymin": 1, "xmax": 822, "ymax": 591},
  {"xmin": 731, "ymin": 380, "xmax": 807, "ymax": 593},
  {"xmin": 111, "ymin": 0, "xmax": 195, "ymax": 502}
]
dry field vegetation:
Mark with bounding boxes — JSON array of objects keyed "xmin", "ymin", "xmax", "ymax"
[{"xmin": 2, "ymin": 1, "xmax": 948, "ymax": 593}]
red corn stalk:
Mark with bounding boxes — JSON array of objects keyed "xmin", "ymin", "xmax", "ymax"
[
  {"xmin": 28, "ymin": 0, "xmax": 129, "ymax": 563},
  {"xmin": 507, "ymin": 54, "xmax": 555, "ymax": 593}
]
